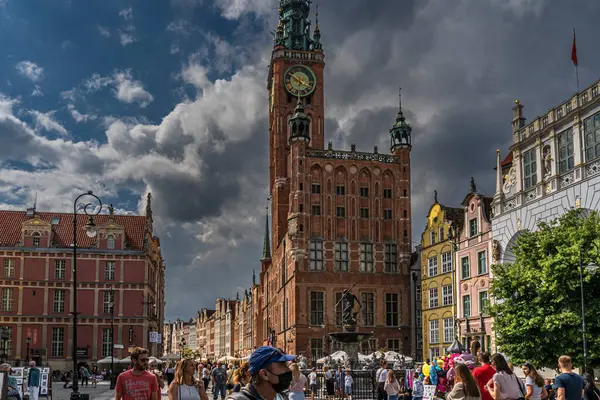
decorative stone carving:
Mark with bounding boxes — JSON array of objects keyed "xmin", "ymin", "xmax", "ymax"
[
  {"xmin": 586, "ymin": 161, "xmax": 600, "ymax": 177},
  {"xmin": 542, "ymin": 145, "xmax": 552, "ymax": 177},
  {"xmin": 560, "ymin": 172, "xmax": 575, "ymax": 187},
  {"xmin": 306, "ymin": 148, "xmax": 399, "ymax": 164},
  {"xmin": 492, "ymin": 240, "xmax": 501, "ymax": 263},
  {"xmin": 503, "ymin": 166, "xmax": 517, "ymax": 193},
  {"xmin": 503, "ymin": 197, "xmax": 517, "ymax": 211},
  {"xmin": 324, "ymin": 163, "xmax": 334, "ymax": 173}
]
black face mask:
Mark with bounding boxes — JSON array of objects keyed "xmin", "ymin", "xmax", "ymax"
[{"xmin": 269, "ymin": 370, "xmax": 293, "ymax": 393}]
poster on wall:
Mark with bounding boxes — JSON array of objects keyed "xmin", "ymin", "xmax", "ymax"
[{"xmin": 423, "ymin": 385, "xmax": 437, "ymax": 400}]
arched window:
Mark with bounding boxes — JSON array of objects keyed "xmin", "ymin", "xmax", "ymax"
[
  {"xmin": 32, "ymin": 232, "xmax": 41, "ymax": 247},
  {"xmin": 107, "ymin": 235, "xmax": 115, "ymax": 250}
]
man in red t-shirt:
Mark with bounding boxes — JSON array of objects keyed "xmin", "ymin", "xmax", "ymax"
[
  {"xmin": 115, "ymin": 347, "xmax": 159, "ymax": 400},
  {"xmin": 472, "ymin": 352, "xmax": 496, "ymax": 400}
]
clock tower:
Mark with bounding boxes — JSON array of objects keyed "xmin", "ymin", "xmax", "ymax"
[{"xmin": 268, "ymin": 0, "xmax": 325, "ymax": 245}]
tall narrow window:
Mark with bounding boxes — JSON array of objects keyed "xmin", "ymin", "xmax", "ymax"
[
  {"xmin": 441, "ymin": 252, "xmax": 452, "ymax": 273},
  {"xmin": 360, "ymin": 243, "xmax": 373, "ymax": 272},
  {"xmin": 335, "ymin": 293, "xmax": 343, "ymax": 326},
  {"xmin": 523, "ymin": 147, "xmax": 538, "ymax": 189},
  {"xmin": 361, "ymin": 293, "xmax": 375, "ymax": 327},
  {"xmin": 336, "ymin": 207, "xmax": 346, "ymax": 217},
  {"xmin": 469, "ymin": 218, "xmax": 478, "ymax": 237},
  {"xmin": 336, "ymin": 185, "xmax": 346, "ymax": 196},
  {"xmin": 558, "ymin": 128, "xmax": 574, "ymax": 173},
  {"xmin": 51, "ymin": 327, "xmax": 65, "ymax": 357},
  {"xmin": 428, "ymin": 288, "xmax": 439, "ymax": 308},
  {"xmin": 463, "ymin": 295, "xmax": 471, "ymax": 318},
  {"xmin": 479, "ymin": 291, "xmax": 489, "ymax": 315},
  {"xmin": 335, "ymin": 242, "xmax": 348, "ymax": 271},
  {"xmin": 428, "ymin": 256, "xmax": 438, "ymax": 277},
  {"xmin": 430, "ymin": 231, "xmax": 436, "ymax": 245},
  {"xmin": 360, "ymin": 208, "xmax": 369, "ymax": 218},
  {"xmin": 585, "ymin": 113, "xmax": 600, "ymax": 161},
  {"xmin": 309, "ymin": 241, "xmax": 324, "ymax": 271},
  {"xmin": 442, "ymin": 285, "xmax": 453, "ymax": 306},
  {"xmin": 312, "ymin": 184, "xmax": 321, "ymax": 194},
  {"xmin": 385, "ymin": 293, "xmax": 399, "ymax": 327},
  {"xmin": 107, "ymin": 235, "xmax": 115, "ymax": 249},
  {"xmin": 312, "ymin": 205, "xmax": 321, "ymax": 216},
  {"xmin": 1, "ymin": 288, "xmax": 12, "ymax": 311},
  {"xmin": 102, "ymin": 328, "xmax": 112, "ymax": 358},
  {"xmin": 429, "ymin": 320, "xmax": 439, "ymax": 344},
  {"xmin": 477, "ymin": 251, "xmax": 488, "ymax": 275},
  {"xmin": 0, "ymin": 326, "xmax": 12, "ymax": 356},
  {"xmin": 55, "ymin": 260, "xmax": 66, "ymax": 279},
  {"xmin": 461, "ymin": 257, "xmax": 470, "ymax": 280},
  {"xmin": 387, "ymin": 339, "xmax": 400, "ymax": 352},
  {"xmin": 3, "ymin": 259, "xmax": 15, "ymax": 278},
  {"xmin": 105, "ymin": 261, "xmax": 116, "ymax": 280},
  {"xmin": 360, "ymin": 187, "xmax": 369, "ymax": 197},
  {"xmin": 443, "ymin": 318, "xmax": 454, "ymax": 343},
  {"xmin": 103, "ymin": 291, "xmax": 115, "ymax": 314},
  {"xmin": 384, "ymin": 243, "xmax": 397, "ymax": 273},
  {"xmin": 383, "ymin": 188, "xmax": 392, "ymax": 198},
  {"xmin": 310, "ymin": 291, "xmax": 324, "ymax": 326},
  {"xmin": 310, "ymin": 338, "xmax": 323, "ymax": 362},
  {"xmin": 383, "ymin": 209, "xmax": 393, "ymax": 220},
  {"xmin": 53, "ymin": 290, "xmax": 66, "ymax": 313},
  {"xmin": 439, "ymin": 227, "xmax": 444, "ymax": 241},
  {"xmin": 32, "ymin": 232, "xmax": 41, "ymax": 247}
]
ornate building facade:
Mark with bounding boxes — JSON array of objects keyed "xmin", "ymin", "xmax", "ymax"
[
  {"xmin": 419, "ymin": 198, "xmax": 462, "ymax": 360},
  {"xmin": 492, "ymin": 79, "xmax": 600, "ymax": 264},
  {"xmin": 259, "ymin": 0, "xmax": 414, "ymax": 363},
  {"xmin": 0, "ymin": 195, "xmax": 165, "ymax": 369},
  {"xmin": 454, "ymin": 180, "xmax": 494, "ymax": 353}
]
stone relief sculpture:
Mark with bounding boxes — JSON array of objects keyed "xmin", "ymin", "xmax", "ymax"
[
  {"xmin": 492, "ymin": 240, "xmax": 501, "ymax": 263},
  {"xmin": 543, "ymin": 145, "xmax": 552, "ymax": 177},
  {"xmin": 503, "ymin": 167, "xmax": 517, "ymax": 194}
]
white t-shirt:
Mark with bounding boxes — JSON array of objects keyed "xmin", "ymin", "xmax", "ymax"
[
  {"xmin": 202, "ymin": 368, "xmax": 210, "ymax": 379},
  {"xmin": 525, "ymin": 376, "xmax": 543, "ymax": 400},
  {"xmin": 377, "ymin": 368, "xmax": 389, "ymax": 383},
  {"xmin": 309, "ymin": 372, "xmax": 317, "ymax": 385}
]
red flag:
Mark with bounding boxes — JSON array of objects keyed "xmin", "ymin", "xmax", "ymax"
[{"xmin": 571, "ymin": 29, "xmax": 578, "ymax": 66}]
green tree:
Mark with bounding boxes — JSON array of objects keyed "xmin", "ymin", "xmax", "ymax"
[
  {"xmin": 489, "ymin": 209, "xmax": 600, "ymax": 369},
  {"xmin": 181, "ymin": 347, "xmax": 195, "ymax": 359}
]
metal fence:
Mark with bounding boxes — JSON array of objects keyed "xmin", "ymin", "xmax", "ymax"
[{"xmin": 299, "ymin": 370, "xmax": 406, "ymax": 400}]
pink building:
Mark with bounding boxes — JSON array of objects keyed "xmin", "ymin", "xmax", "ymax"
[{"xmin": 455, "ymin": 179, "xmax": 494, "ymax": 353}]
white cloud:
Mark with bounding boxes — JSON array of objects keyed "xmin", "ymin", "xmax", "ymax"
[
  {"xmin": 118, "ymin": 7, "xmax": 133, "ymax": 20},
  {"xmin": 170, "ymin": 42, "xmax": 180, "ymax": 54},
  {"xmin": 0, "ymin": 94, "xmax": 18, "ymax": 117},
  {"xmin": 31, "ymin": 86, "xmax": 44, "ymax": 97},
  {"xmin": 166, "ymin": 19, "xmax": 198, "ymax": 36},
  {"xmin": 119, "ymin": 31, "xmax": 136, "ymax": 46},
  {"xmin": 67, "ymin": 104, "xmax": 97, "ymax": 123},
  {"xmin": 29, "ymin": 110, "xmax": 68, "ymax": 136},
  {"xmin": 15, "ymin": 61, "xmax": 44, "ymax": 82},
  {"xmin": 182, "ymin": 62, "xmax": 209, "ymax": 89},
  {"xmin": 112, "ymin": 70, "xmax": 154, "ymax": 107},
  {"xmin": 214, "ymin": 0, "xmax": 272, "ymax": 19},
  {"xmin": 97, "ymin": 25, "xmax": 111, "ymax": 37}
]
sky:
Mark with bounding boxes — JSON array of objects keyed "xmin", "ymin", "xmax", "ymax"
[{"xmin": 0, "ymin": 0, "xmax": 599, "ymax": 321}]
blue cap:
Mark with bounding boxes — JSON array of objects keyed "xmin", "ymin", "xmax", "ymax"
[{"xmin": 249, "ymin": 346, "xmax": 296, "ymax": 375}]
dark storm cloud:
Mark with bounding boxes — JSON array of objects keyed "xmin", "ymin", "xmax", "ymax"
[{"xmin": 162, "ymin": 0, "xmax": 600, "ymax": 319}]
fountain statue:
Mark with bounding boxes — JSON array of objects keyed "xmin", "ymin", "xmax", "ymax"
[{"xmin": 328, "ymin": 285, "xmax": 373, "ymax": 370}]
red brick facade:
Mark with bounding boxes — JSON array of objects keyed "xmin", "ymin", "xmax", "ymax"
[
  {"xmin": 260, "ymin": 42, "xmax": 413, "ymax": 363},
  {"xmin": 0, "ymin": 195, "xmax": 165, "ymax": 369}
]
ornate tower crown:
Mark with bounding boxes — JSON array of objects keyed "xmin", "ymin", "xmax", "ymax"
[
  {"xmin": 275, "ymin": 0, "xmax": 320, "ymax": 51},
  {"xmin": 289, "ymin": 96, "xmax": 310, "ymax": 143},
  {"xmin": 390, "ymin": 88, "xmax": 412, "ymax": 152}
]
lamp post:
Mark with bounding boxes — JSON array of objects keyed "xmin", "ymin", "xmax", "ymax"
[
  {"xmin": 71, "ymin": 191, "xmax": 102, "ymax": 400},
  {"xmin": 578, "ymin": 242, "xmax": 599, "ymax": 374},
  {"xmin": 26, "ymin": 337, "xmax": 31, "ymax": 363}
]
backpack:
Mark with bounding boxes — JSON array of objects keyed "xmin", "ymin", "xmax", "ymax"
[{"xmin": 214, "ymin": 369, "xmax": 228, "ymax": 385}]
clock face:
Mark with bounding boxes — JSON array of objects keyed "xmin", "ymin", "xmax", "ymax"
[{"xmin": 284, "ymin": 65, "xmax": 317, "ymax": 97}]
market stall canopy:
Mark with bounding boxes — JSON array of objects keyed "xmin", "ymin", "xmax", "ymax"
[
  {"xmin": 97, "ymin": 356, "xmax": 118, "ymax": 364},
  {"xmin": 119, "ymin": 356, "xmax": 132, "ymax": 363},
  {"xmin": 163, "ymin": 353, "xmax": 181, "ymax": 361},
  {"xmin": 317, "ymin": 351, "xmax": 348, "ymax": 364},
  {"xmin": 149, "ymin": 356, "xmax": 163, "ymax": 364}
]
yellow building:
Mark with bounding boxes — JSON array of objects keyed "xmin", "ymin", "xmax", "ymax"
[{"xmin": 420, "ymin": 195, "xmax": 462, "ymax": 360}]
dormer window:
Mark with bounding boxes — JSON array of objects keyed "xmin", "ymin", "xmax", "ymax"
[
  {"xmin": 32, "ymin": 232, "xmax": 41, "ymax": 247},
  {"xmin": 51, "ymin": 217, "xmax": 60, "ymax": 225},
  {"xmin": 107, "ymin": 235, "xmax": 115, "ymax": 250}
]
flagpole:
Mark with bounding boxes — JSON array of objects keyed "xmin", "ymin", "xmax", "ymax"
[{"xmin": 572, "ymin": 28, "xmax": 580, "ymax": 94}]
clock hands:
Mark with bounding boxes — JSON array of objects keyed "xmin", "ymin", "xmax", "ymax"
[{"xmin": 291, "ymin": 74, "xmax": 310, "ymax": 88}]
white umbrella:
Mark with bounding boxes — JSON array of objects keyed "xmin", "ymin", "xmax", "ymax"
[
  {"xmin": 163, "ymin": 353, "xmax": 181, "ymax": 361},
  {"xmin": 120, "ymin": 356, "xmax": 132, "ymax": 363},
  {"xmin": 218, "ymin": 355, "xmax": 237, "ymax": 363},
  {"xmin": 97, "ymin": 357, "xmax": 118, "ymax": 364},
  {"xmin": 318, "ymin": 351, "xmax": 348, "ymax": 364},
  {"xmin": 149, "ymin": 356, "xmax": 163, "ymax": 364}
]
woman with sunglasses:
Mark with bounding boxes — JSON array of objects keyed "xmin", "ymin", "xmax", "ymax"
[{"xmin": 168, "ymin": 359, "xmax": 209, "ymax": 400}]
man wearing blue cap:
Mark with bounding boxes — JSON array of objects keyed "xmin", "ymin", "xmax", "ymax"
[{"xmin": 228, "ymin": 346, "xmax": 296, "ymax": 400}]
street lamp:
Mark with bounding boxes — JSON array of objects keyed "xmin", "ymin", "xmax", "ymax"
[
  {"xmin": 578, "ymin": 242, "xmax": 599, "ymax": 374},
  {"xmin": 26, "ymin": 337, "xmax": 31, "ymax": 363},
  {"xmin": 71, "ymin": 191, "xmax": 102, "ymax": 400}
]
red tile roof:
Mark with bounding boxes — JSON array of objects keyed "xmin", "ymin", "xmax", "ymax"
[
  {"xmin": 501, "ymin": 152, "xmax": 513, "ymax": 167},
  {"xmin": 0, "ymin": 210, "xmax": 148, "ymax": 250}
]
